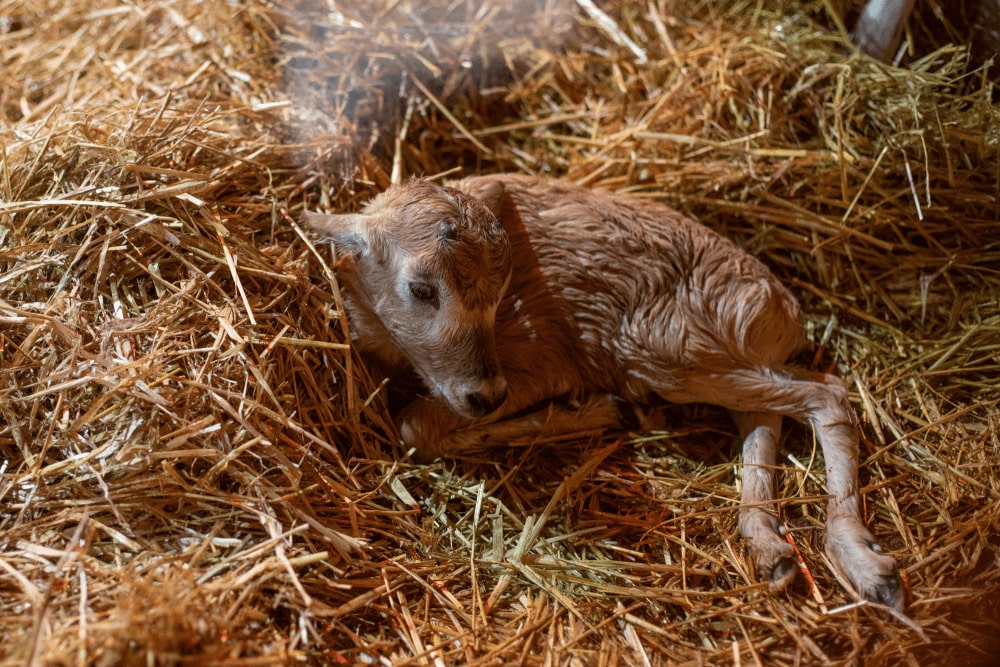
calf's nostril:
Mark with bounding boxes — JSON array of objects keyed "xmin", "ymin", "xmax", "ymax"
[
  {"xmin": 466, "ymin": 385, "xmax": 506, "ymax": 416},
  {"xmin": 465, "ymin": 392, "xmax": 486, "ymax": 415}
]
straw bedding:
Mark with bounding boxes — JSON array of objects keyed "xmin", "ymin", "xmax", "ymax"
[{"xmin": 1, "ymin": 0, "xmax": 998, "ymax": 664}]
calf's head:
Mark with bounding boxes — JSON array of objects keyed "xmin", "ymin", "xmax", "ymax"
[{"xmin": 304, "ymin": 180, "xmax": 512, "ymax": 419}]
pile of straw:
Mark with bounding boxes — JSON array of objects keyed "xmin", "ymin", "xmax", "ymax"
[{"xmin": 2, "ymin": 0, "xmax": 998, "ymax": 664}]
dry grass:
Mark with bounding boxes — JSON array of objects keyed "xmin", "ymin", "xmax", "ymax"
[{"xmin": 1, "ymin": 0, "xmax": 998, "ymax": 664}]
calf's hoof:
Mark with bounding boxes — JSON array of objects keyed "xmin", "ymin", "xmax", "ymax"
[
  {"xmin": 826, "ymin": 515, "xmax": 905, "ymax": 610},
  {"xmin": 743, "ymin": 513, "xmax": 799, "ymax": 591},
  {"xmin": 398, "ymin": 400, "xmax": 490, "ymax": 461},
  {"xmin": 750, "ymin": 534, "xmax": 798, "ymax": 592},
  {"xmin": 760, "ymin": 549, "xmax": 798, "ymax": 592},
  {"xmin": 398, "ymin": 400, "xmax": 462, "ymax": 462},
  {"xmin": 399, "ymin": 418, "xmax": 443, "ymax": 463}
]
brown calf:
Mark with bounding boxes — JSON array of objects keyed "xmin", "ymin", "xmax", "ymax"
[{"xmin": 304, "ymin": 173, "xmax": 904, "ymax": 610}]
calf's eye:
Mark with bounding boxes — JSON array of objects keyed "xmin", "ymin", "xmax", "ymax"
[{"xmin": 409, "ymin": 281, "xmax": 438, "ymax": 306}]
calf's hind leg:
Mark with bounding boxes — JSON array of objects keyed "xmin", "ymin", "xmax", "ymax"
[
  {"xmin": 667, "ymin": 367, "xmax": 904, "ymax": 609},
  {"xmin": 732, "ymin": 411, "xmax": 798, "ymax": 591}
]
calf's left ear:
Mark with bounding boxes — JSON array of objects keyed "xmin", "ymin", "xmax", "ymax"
[
  {"xmin": 477, "ymin": 181, "xmax": 506, "ymax": 219},
  {"xmin": 301, "ymin": 211, "xmax": 369, "ymax": 255}
]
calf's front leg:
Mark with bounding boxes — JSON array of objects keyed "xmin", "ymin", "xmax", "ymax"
[{"xmin": 399, "ymin": 388, "xmax": 622, "ymax": 462}]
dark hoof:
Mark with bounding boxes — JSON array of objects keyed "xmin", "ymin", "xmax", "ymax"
[
  {"xmin": 761, "ymin": 552, "xmax": 798, "ymax": 592},
  {"xmin": 770, "ymin": 554, "xmax": 799, "ymax": 590},
  {"xmin": 869, "ymin": 570, "xmax": 906, "ymax": 611}
]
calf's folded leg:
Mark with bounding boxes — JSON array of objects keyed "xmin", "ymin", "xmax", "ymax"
[{"xmin": 400, "ymin": 393, "xmax": 622, "ymax": 461}]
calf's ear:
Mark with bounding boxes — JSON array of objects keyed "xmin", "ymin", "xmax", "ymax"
[
  {"xmin": 478, "ymin": 181, "xmax": 506, "ymax": 219},
  {"xmin": 301, "ymin": 211, "xmax": 369, "ymax": 254}
]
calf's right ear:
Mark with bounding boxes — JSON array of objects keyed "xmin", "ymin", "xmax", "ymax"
[{"xmin": 301, "ymin": 211, "xmax": 369, "ymax": 254}]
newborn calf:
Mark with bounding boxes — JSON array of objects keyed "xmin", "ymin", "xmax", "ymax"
[{"xmin": 303, "ymin": 173, "xmax": 903, "ymax": 610}]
